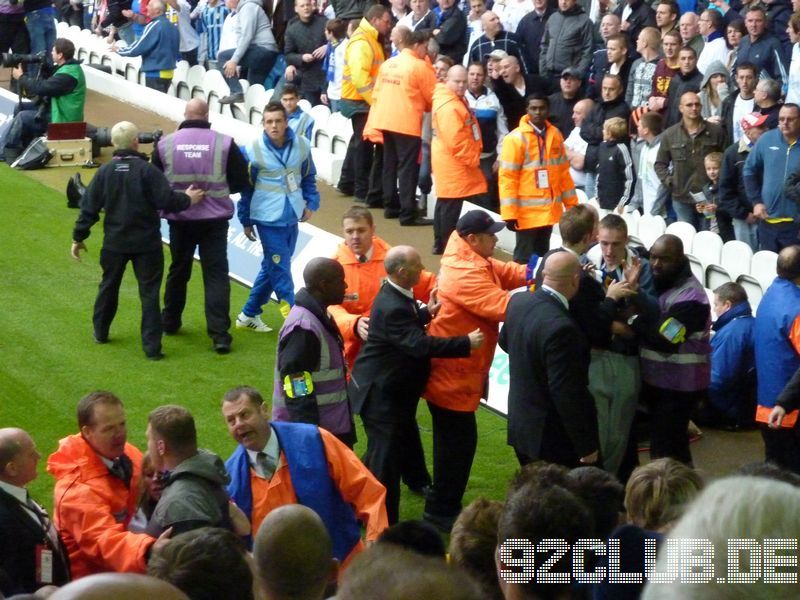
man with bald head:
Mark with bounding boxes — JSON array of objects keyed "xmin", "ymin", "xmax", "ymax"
[
  {"xmin": 431, "ymin": 66, "xmax": 488, "ymax": 253},
  {"xmin": 0, "ymin": 428, "xmax": 70, "ymax": 595},
  {"xmin": 495, "ymin": 55, "xmax": 552, "ymax": 132},
  {"xmin": 467, "ymin": 11, "xmax": 528, "ymax": 72},
  {"xmin": 50, "ymin": 573, "xmax": 188, "ymax": 600},
  {"xmin": 500, "ymin": 251, "xmax": 599, "ymax": 467},
  {"xmin": 254, "ymin": 505, "xmax": 337, "ymax": 600},
  {"xmin": 350, "ymin": 245, "xmax": 482, "ymax": 523},
  {"xmin": 627, "ymin": 234, "xmax": 711, "ymax": 465},
  {"xmin": 273, "ymin": 257, "xmax": 355, "ymax": 446},
  {"xmin": 152, "ymin": 98, "xmax": 252, "ymax": 354}
]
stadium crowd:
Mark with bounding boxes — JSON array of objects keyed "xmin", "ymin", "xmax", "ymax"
[{"xmin": 3, "ymin": 0, "xmax": 800, "ymax": 595}]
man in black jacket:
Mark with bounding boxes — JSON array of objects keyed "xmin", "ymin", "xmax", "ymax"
[
  {"xmin": 720, "ymin": 62, "xmax": 757, "ymax": 147},
  {"xmin": 283, "ymin": 0, "xmax": 328, "ymax": 105},
  {"xmin": 500, "ymin": 250, "xmax": 601, "ymax": 468},
  {"xmin": 664, "ymin": 46, "xmax": 702, "ymax": 127},
  {"xmin": 613, "ymin": 0, "xmax": 655, "ymax": 57},
  {"xmin": 71, "ymin": 121, "xmax": 204, "ymax": 360},
  {"xmin": 349, "ymin": 245, "xmax": 482, "ymax": 525},
  {"xmin": 0, "ymin": 428, "xmax": 70, "ymax": 596},
  {"xmin": 433, "ymin": 0, "xmax": 467, "ymax": 62}
]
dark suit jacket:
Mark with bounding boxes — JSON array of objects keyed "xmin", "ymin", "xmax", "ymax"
[
  {"xmin": 349, "ymin": 282, "xmax": 470, "ymax": 423},
  {"xmin": 0, "ymin": 488, "xmax": 70, "ymax": 595},
  {"xmin": 499, "ymin": 289, "xmax": 599, "ymax": 465}
]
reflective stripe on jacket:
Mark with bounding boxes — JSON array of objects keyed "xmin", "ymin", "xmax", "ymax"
[
  {"xmin": 499, "ymin": 116, "xmax": 577, "ymax": 230},
  {"xmin": 272, "ymin": 305, "xmax": 351, "ymax": 435},
  {"xmin": 159, "ymin": 127, "xmax": 234, "ymax": 220},
  {"xmin": 342, "ymin": 18, "xmax": 384, "ymax": 104}
]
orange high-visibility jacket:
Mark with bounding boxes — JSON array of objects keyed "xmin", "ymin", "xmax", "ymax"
[
  {"xmin": 341, "ymin": 18, "xmax": 385, "ymax": 105},
  {"xmin": 431, "ymin": 83, "xmax": 487, "ymax": 199},
  {"xmin": 47, "ymin": 435, "xmax": 153, "ymax": 579},
  {"xmin": 367, "ymin": 48, "xmax": 437, "ymax": 137},
  {"xmin": 329, "ymin": 236, "xmax": 436, "ymax": 370},
  {"xmin": 423, "ymin": 232, "xmax": 526, "ymax": 412},
  {"xmin": 499, "ymin": 116, "xmax": 578, "ymax": 230},
  {"xmin": 246, "ymin": 428, "xmax": 388, "ymax": 568}
]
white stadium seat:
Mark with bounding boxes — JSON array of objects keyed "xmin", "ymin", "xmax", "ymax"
[
  {"xmin": 665, "ymin": 221, "xmax": 696, "ymax": 255},
  {"xmin": 691, "ymin": 230, "xmax": 723, "ymax": 284},
  {"xmin": 720, "ymin": 240, "xmax": 753, "ymax": 281},
  {"xmin": 737, "ymin": 274, "xmax": 764, "ymax": 314},
  {"xmin": 750, "ymin": 250, "xmax": 778, "ymax": 291},
  {"xmin": 637, "ymin": 214, "xmax": 666, "ymax": 249}
]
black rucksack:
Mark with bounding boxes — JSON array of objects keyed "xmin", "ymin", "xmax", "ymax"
[{"xmin": 11, "ymin": 136, "xmax": 53, "ymax": 170}]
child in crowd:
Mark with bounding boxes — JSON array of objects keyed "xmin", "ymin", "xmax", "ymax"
[
  {"xmin": 596, "ymin": 116, "xmax": 636, "ymax": 213},
  {"xmin": 322, "ymin": 17, "xmax": 347, "ymax": 113},
  {"xmin": 695, "ymin": 151, "xmax": 722, "ymax": 234},
  {"xmin": 281, "ymin": 83, "xmax": 315, "ymax": 141}
]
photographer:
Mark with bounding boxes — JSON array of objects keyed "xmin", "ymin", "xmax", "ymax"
[{"xmin": 0, "ymin": 37, "xmax": 86, "ymax": 162}]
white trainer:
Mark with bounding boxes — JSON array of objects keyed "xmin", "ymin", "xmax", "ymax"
[{"xmin": 235, "ymin": 312, "xmax": 273, "ymax": 333}]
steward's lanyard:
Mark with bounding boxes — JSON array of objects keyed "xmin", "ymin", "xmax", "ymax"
[{"xmin": 267, "ymin": 138, "xmax": 293, "ymax": 169}]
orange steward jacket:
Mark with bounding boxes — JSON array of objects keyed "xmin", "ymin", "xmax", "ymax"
[
  {"xmin": 423, "ymin": 231, "xmax": 526, "ymax": 412},
  {"xmin": 329, "ymin": 236, "xmax": 436, "ymax": 369},
  {"xmin": 499, "ymin": 116, "xmax": 577, "ymax": 230},
  {"xmin": 341, "ymin": 18, "xmax": 385, "ymax": 105},
  {"xmin": 431, "ymin": 83, "xmax": 487, "ymax": 199},
  {"xmin": 247, "ymin": 428, "xmax": 388, "ymax": 569},
  {"xmin": 366, "ymin": 48, "xmax": 437, "ymax": 138},
  {"xmin": 47, "ymin": 435, "xmax": 153, "ymax": 579}
]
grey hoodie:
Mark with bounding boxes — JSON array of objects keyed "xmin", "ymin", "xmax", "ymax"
[
  {"xmin": 699, "ymin": 60, "xmax": 731, "ymax": 120},
  {"xmin": 233, "ymin": 0, "xmax": 278, "ymax": 63},
  {"xmin": 148, "ymin": 449, "xmax": 232, "ymax": 536}
]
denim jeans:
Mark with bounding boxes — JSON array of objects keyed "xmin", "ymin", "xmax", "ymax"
[
  {"xmin": 732, "ymin": 218, "xmax": 758, "ymax": 251},
  {"xmin": 672, "ymin": 200, "xmax": 707, "ymax": 231},
  {"xmin": 217, "ymin": 46, "xmax": 278, "ymax": 93},
  {"xmin": 25, "ymin": 7, "xmax": 56, "ymax": 57}
]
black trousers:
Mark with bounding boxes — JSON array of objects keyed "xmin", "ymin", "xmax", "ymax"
[
  {"xmin": 382, "ymin": 131, "xmax": 421, "ymax": 223},
  {"xmin": 339, "ymin": 112, "xmax": 382, "ymax": 202},
  {"xmin": 424, "ymin": 402, "xmax": 477, "ymax": 518},
  {"xmin": 145, "ymin": 77, "xmax": 171, "ymax": 93},
  {"xmin": 94, "ymin": 248, "xmax": 164, "ymax": 357},
  {"xmin": 761, "ymin": 424, "xmax": 800, "ymax": 474},
  {"xmin": 163, "ymin": 219, "xmax": 232, "ymax": 346},
  {"xmin": 433, "ymin": 199, "xmax": 463, "ymax": 254},
  {"xmin": 362, "ymin": 407, "xmax": 430, "ymax": 525},
  {"xmin": 0, "ymin": 16, "xmax": 30, "ymax": 54},
  {"xmin": 514, "ymin": 225, "xmax": 553, "ymax": 264},
  {"xmin": 643, "ymin": 383, "xmax": 702, "ymax": 466}
]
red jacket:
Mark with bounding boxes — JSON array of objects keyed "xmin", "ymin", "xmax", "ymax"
[
  {"xmin": 423, "ymin": 232, "xmax": 526, "ymax": 411},
  {"xmin": 47, "ymin": 435, "xmax": 153, "ymax": 579},
  {"xmin": 329, "ymin": 236, "xmax": 436, "ymax": 369}
]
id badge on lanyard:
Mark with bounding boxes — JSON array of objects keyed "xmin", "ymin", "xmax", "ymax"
[
  {"xmin": 36, "ymin": 545, "xmax": 53, "ymax": 584},
  {"xmin": 536, "ymin": 169, "xmax": 549, "ymax": 189},
  {"xmin": 285, "ymin": 171, "xmax": 299, "ymax": 192}
]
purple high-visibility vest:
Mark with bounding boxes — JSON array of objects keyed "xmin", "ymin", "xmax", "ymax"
[
  {"xmin": 159, "ymin": 127, "xmax": 234, "ymax": 221},
  {"xmin": 272, "ymin": 305, "xmax": 352, "ymax": 436},
  {"xmin": 640, "ymin": 274, "xmax": 711, "ymax": 392}
]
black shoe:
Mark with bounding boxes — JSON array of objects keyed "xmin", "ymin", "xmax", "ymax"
[
  {"xmin": 384, "ymin": 209, "xmax": 400, "ymax": 219},
  {"xmin": 401, "ymin": 217, "xmax": 433, "ymax": 226},
  {"xmin": 146, "ymin": 352, "xmax": 165, "ymax": 361},
  {"xmin": 431, "ymin": 245, "xmax": 443, "ymax": 255},
  {"xmin": 367, "ymin": 201, "xmax": 384, "ymax": 209},
  {"xmin": 336, "ymin": 185, "xmax": 354, "ymax": 196},
  {"xmin": 219, "ymin": 93, "xmax": 244, "ymax": 104},
  {"xmin": 423, "ymin": 511, "xmax": 457, "ymax": 533},
  {"xmin": 353, "ymin": 197, "xmax": 367, "ymax": 204},
  {"xmin": 214, "ymin": 342, "xmax": 231, "ymax": 355},
  {"xmin": 93, "ymin": 332, "xmax": 108, "ymax": 344}
]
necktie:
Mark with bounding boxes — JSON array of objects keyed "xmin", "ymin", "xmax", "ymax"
[
  {"xmin": 358, "ymin": 255, "xmax": 367, "ymax": 263},
  {"xmin": 256, "ymin": 451, "xmax": 277, "ymax": 480},
  {"xmin": 109, "ymin": 455, "xmax": 133, "ymax": 488}
]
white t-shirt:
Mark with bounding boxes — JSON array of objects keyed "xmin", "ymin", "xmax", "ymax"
[
  {"xmin": 564, "ymin": 126, "xmax": 588, "ymax": 187},
  {"xmin": 731, "ymin": 94, "xmax": 755, "ymax": 143},
  {"xmin": 218, "ymin": 11, "xmax": 238, "ymax": 53}
]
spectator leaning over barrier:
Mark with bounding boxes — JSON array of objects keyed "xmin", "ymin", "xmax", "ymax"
[{"xmin": 113, "ymin": 0, "xmax": 179, "ymax": 94}]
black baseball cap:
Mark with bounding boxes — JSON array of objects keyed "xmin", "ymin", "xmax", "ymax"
[{"xmin": 456, "ymin": 210, "xmax": 506, "ymax": 236}]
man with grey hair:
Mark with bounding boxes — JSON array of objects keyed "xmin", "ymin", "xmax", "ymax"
[
  {"xmin": 0, "ymin": 428, "xmax": 70, "ymax": 595},
  {"xmin": 71, "ymin": 121, "xmax": 204, "ymax": 360},
  {"xmin": 350, "ymin": 245, "xmax": 482, "ymax": 524},
  {"xmin": 254, "ymin": 505, "xmax": 337, "ymax": 600},
  {"xmin": 754, "ymin": 78, "xmax": 781, "ymax": 130}
]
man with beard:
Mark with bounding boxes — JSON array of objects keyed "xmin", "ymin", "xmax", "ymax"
[{"xmin": 629, "ymin": 234, "xmax": 712, "ymax": 466}]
